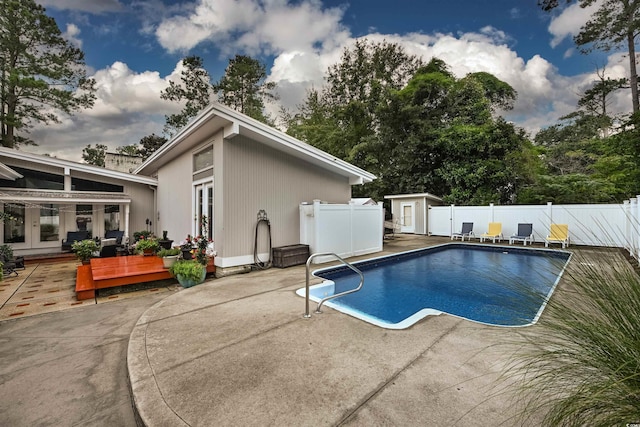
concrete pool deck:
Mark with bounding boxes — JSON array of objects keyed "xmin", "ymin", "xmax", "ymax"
[{"xmin": 128, "ymin": 234, "xmax": 553, "ymax": 426}]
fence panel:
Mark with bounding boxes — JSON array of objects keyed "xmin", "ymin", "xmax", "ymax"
[
  {"xmin": 428, "ymin": 202, "xmax": 631, "ymax": 248},
  {"xmin": 300, "ymin": 201, "xmax": 383, "ymax": 262}
]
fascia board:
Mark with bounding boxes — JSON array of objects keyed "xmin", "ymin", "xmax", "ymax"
[{"xmin": 0, "ymin": 147, "xmax": 157, "ymax": 186}]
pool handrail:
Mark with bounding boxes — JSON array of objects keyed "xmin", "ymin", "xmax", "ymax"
[{"xmin": 304, "ymin": 252, "xmax": 364, "ymax": 318}]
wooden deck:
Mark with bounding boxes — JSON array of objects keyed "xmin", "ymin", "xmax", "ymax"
[{"xmin": 75, "ymin": 255, "xmax": 215, "ymax": 300}]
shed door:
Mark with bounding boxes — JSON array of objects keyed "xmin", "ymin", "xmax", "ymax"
[{"xmin": 400, "ymin": 203, "xmax": 415, "ymax": 233}]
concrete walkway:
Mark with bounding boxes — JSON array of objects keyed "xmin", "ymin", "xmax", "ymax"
[
  {"xmin": 128, "ymin": 235, "xmax": 544, "ymax": 426},
  {"xmin": 0, "ymin": 292, "xmax": 168, "ymax": 426}
]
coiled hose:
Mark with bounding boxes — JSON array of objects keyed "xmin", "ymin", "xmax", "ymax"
[{"xmin": 254, "ymin": 210, "xmax": 272, "ymax": 269}]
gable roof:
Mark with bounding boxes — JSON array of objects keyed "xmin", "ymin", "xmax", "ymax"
[
  {"xmin": 0, "ymin": 147, "xmax": 157, "ymax": 186},
  {"xmin": 134, "ymin": 102, "xmax": 376, "ymax": 185}
]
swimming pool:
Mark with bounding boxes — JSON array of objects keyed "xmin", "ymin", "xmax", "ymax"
[{"xmin": 297, "ymin": 243, "xmax": 572, "ymax": 329}]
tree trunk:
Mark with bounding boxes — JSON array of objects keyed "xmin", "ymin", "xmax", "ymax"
[{"xmin": 627, "ymin": 29, "xmax": 639, "ymax": 114}]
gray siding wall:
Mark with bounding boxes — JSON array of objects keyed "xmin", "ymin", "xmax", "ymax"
[
  {"xmin": 126, "ymin": 182, "xmax": 156, "ymax": 235},
  {"xmin": 155, "ymin": 143, "xmax": 210, "ymax": 243},
  {"xmin": 221, "ymin": 135, "xmax": 351, "ymax": 259}
]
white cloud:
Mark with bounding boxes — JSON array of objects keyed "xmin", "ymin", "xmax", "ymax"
[
  {"xmin": 548, "ymin": 0, "xmax": 602, "ymax": 48},
  {"xmin": 63, "ymin": 23, "xmax": 82, "ymax": 48},
  {"xmin": 155, "ymin": 0, "xmax": 348, "ymax": 54},
  {"xmin": 28, "ymin": 61, "xmax": 184, "ymax": 162}
]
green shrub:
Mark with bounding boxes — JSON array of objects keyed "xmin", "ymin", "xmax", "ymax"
[
  {"xmin": 169, "ymin": 259, "xmax": 205, "ymax": 281},
  {"xmin": 157, "ymin": 247, "xmax": 180, "ymax": 257},
  {"xmin": 71, "ymin": 239, "xmax": 99, "ymax": 263},
  {"xmin": 505, "ymin": 248, "xmax": 640, "ymax": 426}
]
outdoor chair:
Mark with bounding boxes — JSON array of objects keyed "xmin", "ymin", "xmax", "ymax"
[
  {"xmin": 1, "ymin": 254, "xmax": 18, "ymax": 277},
  {"xmin": 451, "ymin": 222, "xmax": 474, "ymax": 241},
  {"xmin": 61, "ymin": 230, "xmax": 92, "ymax": 252},
  {"xmin": 509, "ymin": 223, "xmax": 534, "ymax": 246},
  {"xmin": 384, "ymin": 219, "xmax": 400, "ymax": 239},
  {"xmin": 479, "ymin": 222, "xmax": 503, "ymax": 243},
  {"xmin": 99, "ymin": 238, "xmax": 118, "ymax": 258},
  {"xmin": 105, "ymin": 230, "xmax": 125, "ymax": 246},
  {"xmin": 545, "ymin": 224, "xmax": 570, "ymax": 248}
]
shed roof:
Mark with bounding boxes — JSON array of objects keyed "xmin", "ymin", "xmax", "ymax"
[
  {"xmin": 134, "ymin": 102, "xmax": 376, "ymax": 185},
  {"xmin": 384, "ymin": 192, "xmax": 443, "ymax": 202}
]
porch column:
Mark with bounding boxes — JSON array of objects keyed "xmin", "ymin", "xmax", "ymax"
[{"xmin": 124, "ymin": 204, "xmax": 130, "ymax": 243}]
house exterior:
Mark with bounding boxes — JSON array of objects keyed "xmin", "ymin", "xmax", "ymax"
[
  {"xmin": 384, "ymin": 193, "xmax": 444, "ymax": 235},
  {"xmin": 134, "ymin": 102, "xmax": 376, "ymax": 275},
  {"xmin": 0, "ymin": 147, "xmax": 156, "ymax": 257}
]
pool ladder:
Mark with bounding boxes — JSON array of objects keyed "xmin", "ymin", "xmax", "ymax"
[{"xmin": 304, "ymin": 252, "xmax": 364, "ymax": 318}]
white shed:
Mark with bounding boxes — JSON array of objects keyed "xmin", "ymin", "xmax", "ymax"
[{"xmin": 384, "ymin": 193, "xmax": 444, "ymax": 235}]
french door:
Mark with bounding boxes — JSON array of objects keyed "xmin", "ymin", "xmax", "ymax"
[
  {"xmin": 3, "ymin": 203, "xmax": 61, "ymax": 250},
  {"xmin": 193, "ymin": 180, "xmax": 213, "ymax": 241}
]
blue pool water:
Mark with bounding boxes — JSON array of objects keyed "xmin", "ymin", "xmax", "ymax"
[{"xmin": 298, "ymin": 244, "xmax": 571, "ymax": 329}]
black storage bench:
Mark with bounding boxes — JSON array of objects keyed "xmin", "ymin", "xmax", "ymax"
[{"xmin": 272, "ymin": 244, "xmax": 310, "ymax": 268}]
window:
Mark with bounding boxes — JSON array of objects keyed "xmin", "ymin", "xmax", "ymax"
[
  {"xmin": 0, "ymin": 166, "xmax": 63, "ymax": 190},
  {"xmin": 76, "ymin": 204, "xmax": 93, "ymax": 232},
  {"xmin": 39, "ymin": 204, "xmax": 60, "ymax": 242},
  {"xmin": 3, "ymin": 204, "xmax": 25, "ymax": 243},
  {"xmin": 71, "ymin": 177, "xmax": 123, "ymax": 193},
  {"xmin": 193, "ymin": 146, "xmax": 213, "ymax": 172},
  {"xmin": 105, "ymin": 205, "xmax": 120, "ymax": 231}
]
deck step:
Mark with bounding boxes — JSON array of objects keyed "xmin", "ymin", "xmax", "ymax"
[{"xmin": 75, "ymin": 265, "xmax": 96, "ymax": 300}]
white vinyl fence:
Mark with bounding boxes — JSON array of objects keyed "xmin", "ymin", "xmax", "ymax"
[
  {"xmin": 428, "ymin": 198, "xmax": 640, "ymax": 260},
  {"xmin": 300, "ymin": 200, "xmax": 383, "ymax": 263}
]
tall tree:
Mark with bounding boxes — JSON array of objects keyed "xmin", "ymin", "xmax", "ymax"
[
  {"xmin": 160, "ymin": 56, "xmax": 213, "ymax": 137},
  {"xmin": 214, "ymin": 55, "xmax": 277, "ymax": 124},
  {"xmin": 82, "ymin": 144, "xmax": 107, "ymax": 167},
  {"xmin": 0, "ymin": 0, "xmax": 96, "ymax": 147},
  {"xmin": 539, "ymin": 0, "xmax": 640, "ymax": 114},
  {"xmin": 137, "ymin": 133, "xmax": 167, "ymax": 160}
]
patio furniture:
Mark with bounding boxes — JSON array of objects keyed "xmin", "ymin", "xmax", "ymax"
[
  {"xmin": 105, "ymin": 230, "xmax": 125, "ymax": 245},
  {"xmin": 451, "ymin": 222, "xmax": 474, "ymax": 241},
  {"xmin": 545, "ymin": 224, "xmax": 570, "ymax": 248},
  {"xmin": 99, "ymin": 238, "xmax": 118, "ymax": 258},
  {"xmin": 384, "ymin": 219, "xmax": 400, "ymax": 239},
  {"xmin": 509, "ymin": 223, "xmax": 534, "ymax": 246},
  {"xmin": 479, "ymin": 222, "xmax": 503, "ymax": 243},
  {"xmin": 62, "ymin": 230, "xmax": 92, "ymax": 252},
  {"xmin": 1, "ymin": 254, "xmax": 18, "ymax": 277}
]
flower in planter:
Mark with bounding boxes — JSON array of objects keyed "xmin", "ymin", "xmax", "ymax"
[{"xmin": 135, "ymin": 236, "xmax": 160, "ymax": 255}]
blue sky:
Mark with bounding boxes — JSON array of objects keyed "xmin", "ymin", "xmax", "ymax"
[{"xmin": 30, "ymin": 0, "xmax": 628, "ymax": 162}]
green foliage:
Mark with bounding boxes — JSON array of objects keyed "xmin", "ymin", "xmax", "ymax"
[
  {"xmin": 71, "ymin": 239, "xmax": 98, "ymax": 263},
  {"xmin": 0, "ymin": 0, "xmax": 96, "ymax": 147},
  {"xmin": 0, "ymin": 244, "xmax": 13, "ymax": 260},
  {"xmin": 161, "ymin": 56, "xmax": 214, "ymax": 137},
  {"xmin": 157, "ymin": 247, "xmax": 180, "ymax": 257},
  {"xmin": 82, "ymin": 144, "xmax": 107, "ymax": 166},
  {"xmin": 116, "ymin": 133, "xmax": 167, "ymax": 161},
  {"xmin": 169, "ymin": 259, "xmax": 205, "ymax": 282},
  {"xmin": 506, "ymin": 249, "xmax": 640, "ymax": 426},
  {"xmin": 133, "ymin": 230, "xmax": 152, "ymax": 241},
  {"xmin": 135, "ymin": 237, "xmax": 159, "ymax": 254},
  {"xmin": 214, "ymin": 55, "xmax": 277, "ymax": 124}
]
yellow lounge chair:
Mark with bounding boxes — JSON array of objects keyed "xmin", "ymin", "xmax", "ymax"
[
  {"xmin": 545, "ymin": 224, "xmax": 569, "ymax": 248},
  {"xmin": 479, "ymin": 222, "xmax": 503, "ymax": 243}
]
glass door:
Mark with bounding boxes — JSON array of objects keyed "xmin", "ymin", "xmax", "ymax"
[
  {"xmin": 33, "ymin": 204, "xmax": 61, "ymax": 249},
  {"xmin": 193, "ymin": 181, "xmax": 213, "ymax": 241}
]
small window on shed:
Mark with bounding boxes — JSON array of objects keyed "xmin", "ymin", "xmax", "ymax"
[{"xmin": 193, "ymin": 146, "xmax": 213, "ymax": 172}]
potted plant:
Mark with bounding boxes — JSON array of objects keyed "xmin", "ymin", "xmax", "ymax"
[
  {"xmin": 158, "ymin": 230, "xmax": 174, "ymax": 250},
  {"xmin": 71, "ymin": 239, "xmax": 99, "ymax": 264},
  {"xmin": 135, "ymin": 236, "xmax": 159, "ymax": 256},
  {"xmin": 180, "ymin": 235, "xmax": 194, "ymax": 260},
  {"xmin": 157, "ymin": 247, "xmax": 180, "ymax": 268},
  {"xmin": 169, "ymin": 259, "xmax": 206, "ymax": 288},
  {"xmin": 133, "ymin": 230, "xmax": 152, "ymax": 242}
]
